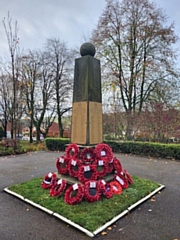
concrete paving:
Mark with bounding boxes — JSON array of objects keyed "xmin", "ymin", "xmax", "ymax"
[{"xmin": 0, "ymin": 151, "xmax": 180, "ymax": 240}]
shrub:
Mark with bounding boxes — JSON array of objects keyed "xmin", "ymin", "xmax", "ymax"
[
  {"xmin": 105, "ymin": 140, "xmax": 180, "ymax": 160},
  {"xmin": 45, "ymin": 138, "xmax": 70, "ymax": 151}
]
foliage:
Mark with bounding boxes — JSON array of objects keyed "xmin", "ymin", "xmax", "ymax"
[
  {"xmin": 0, "ymin": 126, "xmax": 5, "ymax": 139},
  {"xmin": 0, "ymin": 139, "xmax": 47, "ymax": 156},
  {"xmin": 44, "ymin": 137, "xmax": 180, "ymax": 160},
  {"xmin": 7, "ymin": 176, "xmax": 159, "ymax": 232},
  {"xmin": 135, "ymin": 103, "xmax": 180, "ymax": 142},
  {"xmin": 92, "ymin": 0, "xmax": 179, "ymax": 139},
  {"xmin": 45, "ymin": 138, "xmax": 70, "ymax": 151},
  {"xmin": 104, "ymin": 140, "xmax": 180, "ymax": 160},
  {"xmin": 20, "ymin": 140, "xmax": 47, "ymax": 152},
  {"xmin": 0, "ymin": 138, "xmax": 25, "ymax": 156}
]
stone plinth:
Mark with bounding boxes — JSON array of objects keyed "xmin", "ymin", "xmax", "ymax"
[{"xmin": 71, "ymin": 43, "xmax": 103, "ymax": 146}]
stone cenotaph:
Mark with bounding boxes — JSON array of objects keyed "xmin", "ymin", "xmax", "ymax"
[{"xmin": 71, "ymin": 43, "xmax": 103, "ymax": 145}]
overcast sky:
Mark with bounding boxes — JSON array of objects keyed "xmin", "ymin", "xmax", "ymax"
[{"xmin": 0, "ymin": 0, "xmax": 180, "ymax": 60}]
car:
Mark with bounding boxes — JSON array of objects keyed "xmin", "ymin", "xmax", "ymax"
[
  {"xmin": 16, "ymin": 134, "xmax": 23, "ymax": 139},
  {"xmin": 22, "ymin": 136, "xmax": 30, "ymax": 141}
]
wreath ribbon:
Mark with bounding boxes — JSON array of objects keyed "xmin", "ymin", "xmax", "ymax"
[{"xmin": 114, "ymin": 174, "xmax": 129, "ymax": 189}]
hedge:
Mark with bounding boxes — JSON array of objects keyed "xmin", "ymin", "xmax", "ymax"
[
  {"xmin": 104, "ymin": 140, "xmax": 180, "ymax": 160},
  {"xmin": 45, "ymin": 138, "xmax": 70, "ymax": 151},
  {"xmin": 45, "ymin": 138, "xmax": 180, "ymax": 160}
]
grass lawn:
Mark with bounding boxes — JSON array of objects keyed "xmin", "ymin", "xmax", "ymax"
[{"xmin": 7, "ymin": 176, "xmax": 161, "ymax": 233}]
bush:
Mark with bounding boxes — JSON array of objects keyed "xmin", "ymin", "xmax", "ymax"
[
  {"xmin": 44, "ymin": 138, "xmax": 180, "ymax": 160},
  {"xmin": 105, "ymin": 140, "xmax": 180, "ymax": 160},
  {"xmin": 45, "ymin": 138, "xmax": 70, "ymax": 151}
]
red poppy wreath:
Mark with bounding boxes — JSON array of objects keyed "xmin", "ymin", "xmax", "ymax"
[
  {"xmin": 50, "ymin": 179, "xmax": 67, "ymax": 197},
  {"xmin": 123, "ymin": 169, "xmax": 134, "ymax": 184},
  {"xmin": 114, "ymin": 174, "xmax": 129, "ymax": 189},
  {"xmin": 78, "ymin": 164, "xmax": 97, "ymax": 184},
  {"xmin": 113, "ymin": 157, "xmax": 123, "ymax": 174},
  {"xmin": 68, "ymin": 157, "xmax": 82, "ymax": 178},
  {"xmin": 110, "ymin": 181, "xmax": 122, "ymax": 195},
  {"xmin": 56, "ymin": 156, "xmax": 69, "ymax": 175},
  {"xmin": 84, "ymin": 180, "xmax": 102, "ymax": 202},
  {"xmin": 80, "ymin": 147, "xmax": 95, "ymax": 163},
  {"xmin": 94, "ymin": 143, "xmax": 113, "ymax": 161},
  {"xmin": 64, "ymin": 183, "xmax": 84, "ymax": 205},
  {"xmin": 107, "ymin": 157, "xmax": 115, "ymax": 174},
  {"xmin": 98, "ymin": 179, "xmax": 113, "ymax": 199},
  {"xmin": 41, "ymin": 172, "xmax": 57, "ymax": 189},
  {"xmin": 65, "ymin": 143, "xmax": 79, "ymax": 158},
  {"xmin": 94, "ymin": 158, "xmax": 108, "ymax": 178}
]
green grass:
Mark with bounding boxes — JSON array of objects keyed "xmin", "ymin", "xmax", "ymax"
[{"xmin": 7, "ymin": 176, "xmax": 160, "ymax": 232}]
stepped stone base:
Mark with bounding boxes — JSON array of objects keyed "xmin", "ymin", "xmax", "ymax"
[{"xmin": 56, "ymin": 172, "xmax": 114, "ymax": 185}]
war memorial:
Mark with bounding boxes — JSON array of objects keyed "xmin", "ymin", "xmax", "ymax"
[{"xmin": 4, "ymin": 43, "xmax": 165, "ymax": 238}]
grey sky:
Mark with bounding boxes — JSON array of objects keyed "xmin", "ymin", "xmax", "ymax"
[{"xmin": 0, "ymin": 0, "xmax": 180, "ymax": 60}]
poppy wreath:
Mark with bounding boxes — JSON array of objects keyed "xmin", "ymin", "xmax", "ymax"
[
  {"xmin": 65, "ymin": 143, "xmax": 79, "ymax": 158},
  {"xmin": 80, "ymin": 147, "xmax": 95, "ymax": 163},
  {"xmin": 41, "ymin": 172, "xmax": 57, "ymax": 189},
  {"xmin": 64, "ymin": 183, "xmax": 84, "ymax": 205},
  {"xmin": 94, "ymin": 158, "xmax": 108, "ymax": 178},
  {"xmin": 68, "ymin": 157, "xmax": 82, "ymax": 178},
  {"xmin": 94, "ymin": 143, "xmax": 113, "ymax": 161},
  {"xmin": 98, "ymin": 179, "xmax": 113, "ymax": 199},
  {"xmin": 110, "ymin": 181, "xmax": 122, "ymax": 195},
  {"xmin": 78, "ymin": 164, "xmax": 97, "ymax": 184},
  {"xmin": 56, "ymin": 156, "xmax": 69, "ymax": 175},
  {"xmin": 123, "ymin": 169, "xmax": 134, "ymax": 184},
  {"xmin": 84, "ymin": 180, "xmax": 102, "ymax": 202},
  {"xmin": 114, "ymin": 174, "xmax": 129, "ymax": 189},
  {"xmin": 113, "ymin": 157, "xmax": 123, "ymax": 174},
  {"xmin": 50, "ymin": 178, "xmax": 67, "ymax": 197},
  {"xmin": 107, "ymin": 157, "xmax": 115, "ymax": 174}
]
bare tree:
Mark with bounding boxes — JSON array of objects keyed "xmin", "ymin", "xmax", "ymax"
[
  {"xmin": 45, "ymin": 38, "xmax": 73, "ymax": 137},
  {"xmin": 91, "ymin": 0, "xmax": 179, "ymax": 139},
  {"xmin": 0, "ymin": 73, "xmax": 11, "ymax": 137},
  {"xmin": 20, "ymin": 51, "xmax": 40, "ymax": 142},
  {"xmin": 2, "ymin": 12, "xmax": 22, "ymax": 138},
  {"xmin": 32, "ymin": 51, "xmax": 57, "ymax": 142}
]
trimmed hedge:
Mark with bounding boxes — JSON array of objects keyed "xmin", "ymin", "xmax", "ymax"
[
  {"xmin": 45, "ymin": 138, "xmax": 70, "ymax": 151},
  {"xmin": 45, "ymin": 138, "xmax": 180, "ymax": 160},
  {"xmin": 104, "ymin": 140, "xmax": 180, "ymax": 160}
]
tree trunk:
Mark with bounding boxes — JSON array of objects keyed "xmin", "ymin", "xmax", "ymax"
[{"xmin": 58, "ymin": 115, "xmax": 64, "ymax": 138}]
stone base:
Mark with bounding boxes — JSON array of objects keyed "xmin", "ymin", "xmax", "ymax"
[
  {"xmin": 65, "ymin": 144, "xmax": 96, "ymax": 149},
  {"xmin": 56, "ymin": 172, "xmax": 114, "ymax": 185}
]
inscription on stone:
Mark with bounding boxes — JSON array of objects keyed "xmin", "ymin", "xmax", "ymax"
[
  {"xmin": 89, "ymin": 102, "xmax": 103, "ymax": 144},
  {"xmin": 71, "ymin": 102, "xmax": 87, "ymax": 144}
]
